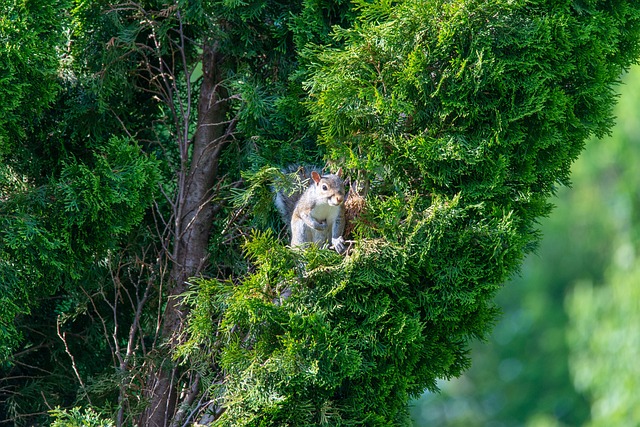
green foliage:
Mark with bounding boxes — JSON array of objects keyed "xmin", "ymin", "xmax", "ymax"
[
  {"xmin": 176, "ymin": 0, "xmax": 640, "ymax": 425},
  {"xmin": 2, "ymin": 0, "xmax": 640, "ymax": 425},
  {"xmin": 200, "ymin": 196, "xmax": 518, "ymax": 425},
  {"xmin": 2, "ymin": 0, "xmax": 357, "ymax": 423},
  {"xmin": 0, "ymin": 0, "xmax": 69, "ymax": 152},
  {"xmin": 54, "ymin": 137, "xmax": 160, "ymax": 250},
  {"xmin": 208, "ymin": 231, "xmax": 423, "ymax": 426},
  {"xmin": 412, "ymin": 65, "xmax": 640, "ymax": 427},
  {"xmin": 1, "ymin": 7, "xmax": 165, "ymax": 414},
  {"xmin": 309, "ymin": 0, "xmax": 640, "ymax": 202},
  {"xmin": 213, "ymin": 0, "xmax": 358, "ymax": 167},
  {"xmin": 49, "ymin": 407, "xmax": 114, "ymax": 427},
  {"xmin": 0, "ymin": 136, "xmax": 159, "ymax": 363}
]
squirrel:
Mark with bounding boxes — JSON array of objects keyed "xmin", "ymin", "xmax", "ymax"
[{"xmin": 274, "ymin": 166, "xmax": 346, "ymax": 254}]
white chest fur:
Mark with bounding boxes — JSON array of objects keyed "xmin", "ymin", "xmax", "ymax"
[{"xmin": 311, "ymin": 202, "xmax": 339, "ymax": 222}]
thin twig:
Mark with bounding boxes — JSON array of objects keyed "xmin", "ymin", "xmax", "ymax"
[{"xmin": 56, "ymin": 317, "xmax": 92, "ymax": 406}]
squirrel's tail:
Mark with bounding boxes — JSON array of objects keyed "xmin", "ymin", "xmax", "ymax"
[
  {"xmin": 273, "ymin": 165, "xmax": 313, "ymax": 228},
  {"xmin": 274, "ymin": 189, "xmax": 300, "ymax": 228}
]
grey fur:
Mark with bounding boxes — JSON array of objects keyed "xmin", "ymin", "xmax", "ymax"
[{"xmin": 275, "ymin": 166, "xmax": 346, "ymax": 253}]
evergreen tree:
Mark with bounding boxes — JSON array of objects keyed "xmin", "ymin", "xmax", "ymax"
[
  {"xmin": 0, "ymin": 0, "xmax": 72, "ymax": 360},
  {"xmin": 411, "ymin": 64, "xmax": 640, "ymax": 427},
  {"xmin": 1, "ymin": 0, "xmax": 355, "ymax": 425},
  {"xmin": 0, "ymin": 0, "xmax": 639, "ymax": 426},
  {"xmin": 185, "ymin": 0, "xmax": 640, "ymax": 425}
]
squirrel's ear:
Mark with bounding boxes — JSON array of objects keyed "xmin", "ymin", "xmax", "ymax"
[
  {"xmin": 311, "ymin": 171, "xmax": 321, "ymax": 184},
  {"xmin": 336, "ymin": 167, "xmax": 343, "ymax": 178}
]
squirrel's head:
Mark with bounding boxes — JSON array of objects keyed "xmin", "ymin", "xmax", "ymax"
[{"xmin": 311, "ymin": 170, "xmax": 345, "ymax": 206}]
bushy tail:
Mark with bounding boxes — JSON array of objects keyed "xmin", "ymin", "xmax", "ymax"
[{"xmin": 273, "ymin": 165, "xmax": 317, "ymax": 229}]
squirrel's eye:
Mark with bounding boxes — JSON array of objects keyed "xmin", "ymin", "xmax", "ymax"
[{"xmin": 322, "ymin": 185, "xmax": 328, "ymax": 191}]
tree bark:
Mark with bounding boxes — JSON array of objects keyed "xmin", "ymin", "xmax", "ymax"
[{"xmin": 142, "ymin": 40, "xmax": 230, "ymax": 427}]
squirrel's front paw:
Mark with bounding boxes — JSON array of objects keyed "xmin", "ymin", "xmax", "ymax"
[
  {"xmin": 332, "ymin": 236, "xmax": 346, "ymax": 254},
  {"xmin": 313, "ymin": 220, "xmax": 327, "ymax": 231}
]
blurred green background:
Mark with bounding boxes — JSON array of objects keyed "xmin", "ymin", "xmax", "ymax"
[{"xmin": 411, "ymin": 64, "xmax": 640, "ymax": 427}]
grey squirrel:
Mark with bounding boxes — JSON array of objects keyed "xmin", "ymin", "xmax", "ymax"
[{"xmin": 274, "ymin": 166, "xmax": 346, "ymax": 253}]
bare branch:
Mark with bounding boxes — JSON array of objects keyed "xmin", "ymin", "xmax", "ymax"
[
  {"xmin": 56, "ymin": 318, "xmax": 92, "ymax": 406},
  {"xmin": 81, "ymin": 285, "xmax": 118, "ymax": 367}
]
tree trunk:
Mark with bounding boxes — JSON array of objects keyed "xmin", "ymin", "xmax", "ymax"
[{"xmin": 142, "ymin": 41, "xmax": 230, "ymax": 427}]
